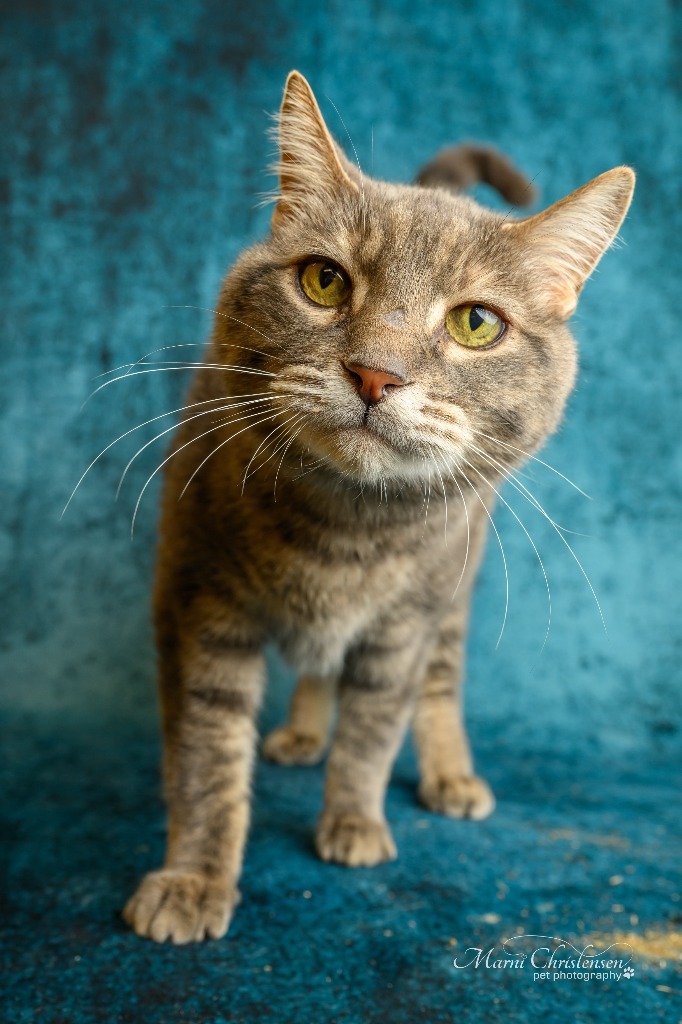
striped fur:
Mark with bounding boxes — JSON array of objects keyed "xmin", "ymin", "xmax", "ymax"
[{"xmin": 123, "ymin": 71, "xmax": 634, "ymax": 942}]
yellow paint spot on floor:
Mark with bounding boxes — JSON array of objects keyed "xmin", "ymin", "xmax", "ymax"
[
  {"xmin": 586, "ymin": 929, "xmax": 682, "ymax": 965},
  {"xmin": 547, "ymin": 828, "xmax": 630, "ymax": 849}
]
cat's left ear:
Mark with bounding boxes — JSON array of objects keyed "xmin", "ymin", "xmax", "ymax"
[
  {"xmin": 503, "ymin": 167, "xmax": 635, "ymax": 319},
  {"xmin": 272, "ymin": 71, "xmax": 358, "ymax": 229}
]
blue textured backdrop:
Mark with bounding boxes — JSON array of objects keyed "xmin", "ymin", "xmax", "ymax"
[{"xmin": 2, "ymin": 1, "xmax": 681, "ymax": 1021}]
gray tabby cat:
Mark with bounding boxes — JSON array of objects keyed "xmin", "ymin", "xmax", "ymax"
[{"xmin": 123, "ymin": 71, "xmax": 634, "ymax": 943}]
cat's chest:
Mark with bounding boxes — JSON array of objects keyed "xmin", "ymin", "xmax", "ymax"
[
  {"xmin": 248, "ymin": 525, "xmax": 420, "ymax": 675},
  {"xmin": 271, "ymin": 529, "xmax": 411, "ymax": 597},
  {"xmin": 268, "ymin": 562, "xmax": 410, "ymax": 676}
]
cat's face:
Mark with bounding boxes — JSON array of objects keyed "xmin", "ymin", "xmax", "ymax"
[{"xmin": 221, "ymin": 73, "xmax": 634, "ymax": 488}]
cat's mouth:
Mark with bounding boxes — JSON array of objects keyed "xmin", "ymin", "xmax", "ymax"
[
  {"xmin": 301, "ymin": 412, "xmax": 432, "ymax": 484},
  {"xmin": 348, "ymin": 420, "xmax": 392, "ymax": 445},
  {"xmin": 357, "ymin": 411, "xmax": 387, "ymax": 435},
  {"xmin": 277, "ymin": 373, "xmax": 468, "ymax": 482}
]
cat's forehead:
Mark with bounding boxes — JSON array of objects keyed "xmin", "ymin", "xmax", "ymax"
[
  {"xmin": 363, "ymin": 183, "xmax": 488, "ymax": 243},
  {"xmin": 294, "ymin": 181, "xmax": 506, "ymax": 299},
  {"xmin": 362, "ymin": 186, "xmax": 496, "ymax": 281}
]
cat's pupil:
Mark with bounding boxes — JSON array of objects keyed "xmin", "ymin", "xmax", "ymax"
[
  {"xmin": 469, "ymin": 307, "xmax": 485, "ymax": 332},
  {"xmin": 319, "ymin": 265, "xmax": 337, "ymax": 289}
]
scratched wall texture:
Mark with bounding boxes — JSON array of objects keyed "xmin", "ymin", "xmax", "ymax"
[{"xmin": 1, "ymin": 1, "xmax": 681, "ymax": 1021}]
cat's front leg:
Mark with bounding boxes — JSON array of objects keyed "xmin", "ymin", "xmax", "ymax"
[
  {"xmin": 315, "ymin": 621, "xmax": 427, "ymax": 867},
  {"xmin": 123, "ymin": 595, "xmax": 265, "ymax": 944},
  {"xmin": 412, "ymin": 602, "xmax": 495, "ymax": 821}
]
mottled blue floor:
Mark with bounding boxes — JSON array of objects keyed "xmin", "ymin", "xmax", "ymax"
[{"xmin": 2, "ymin": 1, "xmax": 681, "ymax": 1021}]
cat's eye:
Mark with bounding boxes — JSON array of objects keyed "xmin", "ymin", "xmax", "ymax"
[
  {"xmin": 299, "ymin": 260, "xmax": 351, "ymax": 307},
  {"xmin": 445, "ymin": 304, "xmax": 506, "ymax": 349}
]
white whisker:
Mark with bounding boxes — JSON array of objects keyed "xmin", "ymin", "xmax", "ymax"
[
  {"xmin": 130, "ymin": 408, "xmax": 279, "ymax": 537},
  {"xmin": 292, "ymin": 455, "xmax": 327, "ymax": 482},
  {"xmin": 242, "ymin": 411, "xmax": 303, "ymax": 489},
  {"xmin": 443, "ymin": 464, "xmax": 471, "ymax": 599},
  {"xmin": 460, "ymin": 468, "xmax": 509, "ymax": 649},
  {"xmin": 423, "ymin": 475, "xmax": 432, "ymax": 532},
  {"xmin": 273, "ymin": 418, "xmax": 306, "ymax": 501},
  {"xmin": 83, "ymin": 363, "xmax": 276, "ymax": 409},
  {"xmin": 99, "ymin": 342, "xmax": 211, "ymax": 381},
  {"xmin": 95, "ymin": 339, "xmax": 283, "ymax": 381},
  {"xmin": 470, "ymin": 445, "xmax": 606, "ymax": 635},
  {"xmin": 475, "ymin": 446, "xmax": 590, "ymax": 538},
  {"xmin": 117, "ymin": 395, "xmax": 280, "ymax": 498},
  {"xmin": 465, "ymin": 455, "xmax": 552, "ymax": 651},
  {"xmin": 471, "ymin": 427, "xmax": 592, "ymax": 499},
  {"xmin": 166, "ymin": 305, "xmax": 286, "ymax": 353},
  {"xmin": 176, "ymin": 408, "xmax": 288, "ymax": 504},
  {"xmin": 61, "ymin": 391, "xmax": 274, "ymax": 518},
  {"xmin": 241, "ymin": 421, "xmax": 290, "ymax": 491},
  {"xmin": 426, "ymin": 443, "xmax": 449, "ymax": 549}
]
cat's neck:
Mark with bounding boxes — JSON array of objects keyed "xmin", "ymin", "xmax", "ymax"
[{"xmin": 266, "ymin": 437, "xmax": 494, "ymax": 531}]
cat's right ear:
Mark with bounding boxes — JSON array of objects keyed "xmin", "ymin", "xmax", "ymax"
[
  {"xmin": 272, "ymin": 71, "xmax": 358, "ymax": 229},
  {"xmin": 502, "ymin": 167, "xmax": 635, "ymax": 319}
]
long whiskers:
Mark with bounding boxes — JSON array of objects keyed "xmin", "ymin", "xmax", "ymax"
[
  {"xmin": 292, "ymin": 454, "xmax": 328, "ymax": 482},
  {"xmin": 426, "ymin": 442, "xmax": 449, "ymax": 549},
  {"xmin": 464, "ymin": 455, "xmax": 552, "ymax": 651},
  {"xmin": 95, "ymin": 343, "xmax": 206, "ymax": 379},
  {"xmin": 471, "ymin": 443, "xmax": 606, "ymax": 635},
  {"xmin": 176, "ymin": 407, "xmax": 291, "ymax": 504},
  {"xmin": 273, "ymin": 417, "xmax": 307, "ymax": 501},
  {"xmin": 459, "ymin": 468, "xmax": 509, "ymax": 649},
  {"xmin": 83, "ymin": 363, "xmax": 276, "ymax": 408},
  {"xmin": 421, "ymin": 475, "xmax": 432, "ymax": 533},
  {"xmin": 473, "ymin": 445, "xmax": 590, "ymax": 538},
  {"xmin": 131, "ymin": 407, "xmax": 281, "ymax": 537},
  {"xmin": 95, "ymin": 340, "xmax": 282, "ymax": 381},
  {"xmin": 61, "ymin": 391, "xmax": 274, "ymax": 518},
  {"xmin": 116, "ymin": 394, "xmax": 280, "ymax": 499},
  {"xmin": 443, "ymin": 463, "xmax": 471, "ymax": 600},
  {"xmin": 241, "ymin": 419, "xmax": 292, "ymax": 491},
  {"xmin": 470, "ymin": 427, "xmax": 592, "ymax": 499},
  {"xmin": 166, "ymin": 305, "xmax": 287, "ymax": 353},
  {"xmin": 241, "ymin": 411, "xmax": 304, "ymax": 490}
]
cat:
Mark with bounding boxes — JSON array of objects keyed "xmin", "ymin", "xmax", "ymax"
[{"xmin": 122, "ymin": 71, "xmax": 634, "ymax": 943}]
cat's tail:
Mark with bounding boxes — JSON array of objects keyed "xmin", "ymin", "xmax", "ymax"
[{"xmin": 415, "ymin": 144, "xmax": 537, "ymax": 206}]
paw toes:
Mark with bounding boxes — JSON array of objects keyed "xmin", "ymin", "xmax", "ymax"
[
  {"xmin": 316, "ymin": 814, "xmax": 397, "ymax": 867},
  {"xmin": 123, "ymin": 870, "xmax": 235, "ymax": 944},
  {"xmin": 420, "ymin": 774, "xmax": 495, "ymax": 820},
  {"xmin": 262, "ymin": 725, "xmax": 325, "ymax": 765}
]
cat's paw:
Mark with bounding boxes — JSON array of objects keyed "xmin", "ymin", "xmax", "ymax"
[
  {"xmin": 315, "ymin": 813, "xmax": 397, "ymax": 867},
  {"xmin": 122, "ymin": 869, "xmax": 238, "ymax": 944},
  {"xmin": 262, "ymin": 724, "xmax": 326, "ymax": 765},
  {"xmin": 419, "ymin": 774, "xmax": 495, "ymax": 820}
]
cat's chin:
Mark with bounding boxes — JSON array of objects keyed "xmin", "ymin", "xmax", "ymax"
[{"xmin": 302, "ymin": 423, "xmax": 430, "ymax": 485}]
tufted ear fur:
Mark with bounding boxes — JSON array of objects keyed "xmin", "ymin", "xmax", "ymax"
[
  {"xmin": 503, "ymin": 167, "xmax": 635, "ymax": 319},
  {"xmin": 272, "ymin": 71, "xmax": 358, "ymax": 229}
]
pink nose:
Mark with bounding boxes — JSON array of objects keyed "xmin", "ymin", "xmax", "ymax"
[{"xmin": 344, "ymin": 361, "xmax": 406, "ymax": 405}]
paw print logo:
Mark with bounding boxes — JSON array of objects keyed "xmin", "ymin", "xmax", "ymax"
[{"xmin": 623, "ymin": 966, "xmax": 634, "ymax": 979}]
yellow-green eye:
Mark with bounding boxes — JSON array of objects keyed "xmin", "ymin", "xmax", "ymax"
[
  {"xmin": 445, "ymin": 304, "xmax": 506, "ymax": 349},
  {"xmin": 299, "ymin": 260, "xmax": 351, "ymax": 307}
]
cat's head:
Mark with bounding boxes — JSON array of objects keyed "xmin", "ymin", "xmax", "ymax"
[{"xmin": 221, "ymin": 71, "xmax": 634, "ymax": 487}]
